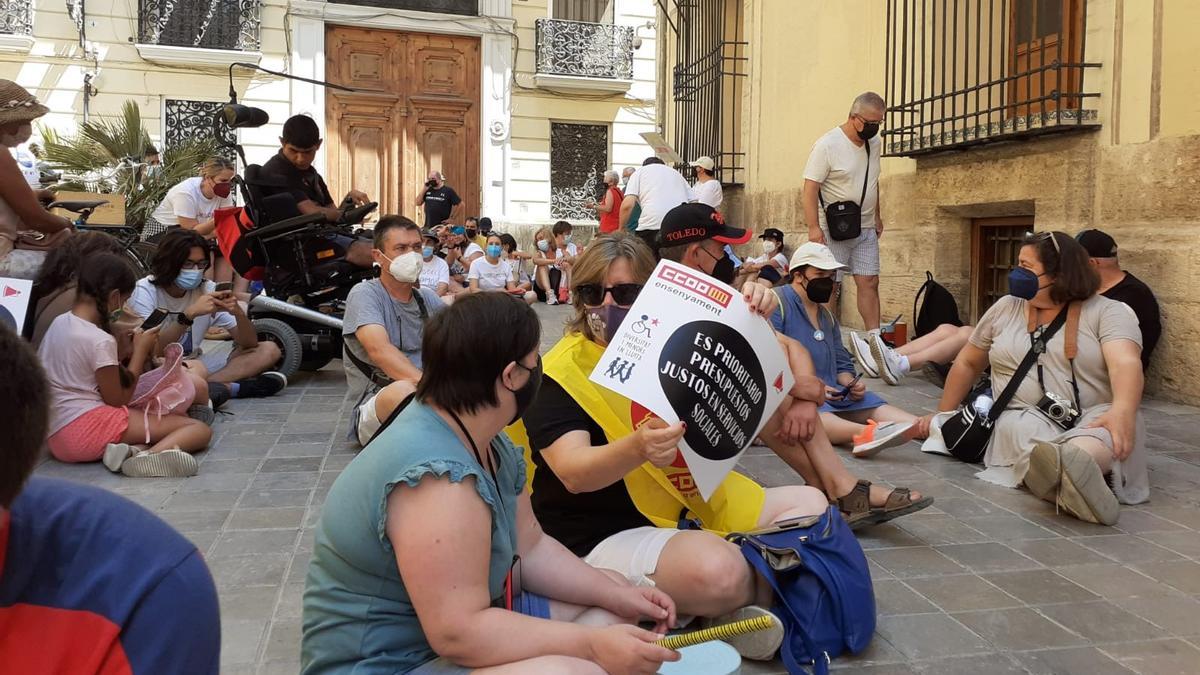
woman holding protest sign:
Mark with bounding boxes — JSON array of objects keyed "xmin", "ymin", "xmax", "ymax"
[{"xmin": 519, "ymin": 232, "xmax": 828, "ymax": 661}]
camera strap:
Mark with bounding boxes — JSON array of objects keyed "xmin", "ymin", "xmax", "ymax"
[
  {"xmin": 988, "ymin": 304, "xmax": 1070, "ymax": 422},
  {"xmin": 1030, "ymin": 302, "xmax": 1082, "ymax": 416}
]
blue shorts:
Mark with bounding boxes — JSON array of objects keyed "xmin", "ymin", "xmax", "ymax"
[{"xmin": 408, "ymin": 593, "xmax": 551, "ymax": 674}]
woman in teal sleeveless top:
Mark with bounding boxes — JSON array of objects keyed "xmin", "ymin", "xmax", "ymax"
[{"xmin": 301, "ymin": 293, "xmax": 680, "ymax": 674}]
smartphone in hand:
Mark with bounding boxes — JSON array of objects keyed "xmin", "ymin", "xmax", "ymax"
[
  {"xmin": 214, "ymin": 281, "xmax": 234, "ymax": 294},
  {"xmin": 141, "ymin": 308, "xmax": 169, "ymax": 330},
  {"xmin": 835, "ymin": 372, "xmax": 864, "ymax": 398}
]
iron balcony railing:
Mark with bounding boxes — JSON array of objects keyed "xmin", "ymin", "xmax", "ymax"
[
  {"xmin": 139, "ymin": 0, "xmax": 262, "ymax": 51},
  {"xmin": 0, "ymin": 0, "xmax": 31, "ymax": 36},
  {"xmin": 883, "ymin": 0, "xmax": 1101, "ymax": 157},
  {"xmin": 535, "ymin": 18, "xmax": 634, "ymax": 80}
]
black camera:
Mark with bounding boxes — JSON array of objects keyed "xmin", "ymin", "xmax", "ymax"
[
  {"xmin": 1036, "ymin": 391, "xmax": 1080, "ymax": 430},
  {"xmin": 425, "ymin": 179, "xmax": 438, "ymax": 189}
]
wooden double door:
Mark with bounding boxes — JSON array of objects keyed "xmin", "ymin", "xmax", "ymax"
[{"xmin": 325, "ymin": 26, "xmax": 481, "ymax": 222}]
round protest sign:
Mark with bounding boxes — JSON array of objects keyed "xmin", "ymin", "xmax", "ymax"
[{"xmin": 658, "ymin": 320, "xmax": 767, "ymax": 460}]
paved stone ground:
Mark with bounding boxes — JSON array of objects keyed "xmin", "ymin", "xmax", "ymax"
[{"xmin": 33, "ymin": 303, "xmax": 1200, "ymax": 674}]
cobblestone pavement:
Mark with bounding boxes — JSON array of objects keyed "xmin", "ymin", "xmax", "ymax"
[{"xmin": 33, "ymin": 303, "xmax": 1200, "ymax": 674}]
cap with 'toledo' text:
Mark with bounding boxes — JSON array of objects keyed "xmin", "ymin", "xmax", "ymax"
[{"xmin": 659, "ymin": 202, "xmax": 752, "ymax": 247}]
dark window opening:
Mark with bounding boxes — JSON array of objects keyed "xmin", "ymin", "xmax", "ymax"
[
  {"xmin": 550, "ymin": 122, "xmax": 608, "ymax": 221},
  {"xmin": 970, "ymin": 216, "xmax": 1031, "ymax": 320}
]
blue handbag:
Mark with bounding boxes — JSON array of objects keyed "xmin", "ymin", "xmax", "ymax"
[{"xmin": 727, "ymin": 506, "xmax": 876, "ymax": 674}]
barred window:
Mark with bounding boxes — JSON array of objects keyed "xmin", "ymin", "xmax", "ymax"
[
  {"xmin": 550, "ymin": 122, "xmax": 608, "ymax": 221},
  {"xmin": 164, "ymin": 99, "xmax": 236, "ymax": 161}
]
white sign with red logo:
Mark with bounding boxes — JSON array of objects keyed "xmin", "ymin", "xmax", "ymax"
[
  {"xmin": 590, "ymin": 259, "xmax": 793, "ymax": 500},
  {"xmin": 0, "ymin": 277, "xmax": 32, "ymax": 332}
]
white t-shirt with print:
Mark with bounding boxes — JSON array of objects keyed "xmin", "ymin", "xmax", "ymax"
[
  {"xmin": 419, "ymin": 255, "xmax": 450, "ymax": 290},
  {"xmin": 623, "ymin": 163, "xmax": 694, "ymax": 232},
  {"xmin": 128, "ymin": 277, "xmax": 238, "ymax": 356},
  {"xmin": 691, "ymin": 179, "xmax": 723, "ymax": 209},
  {"xmin": 37, "ymin": 312, "xmax": 121, "ymax": 434},
  {"xmin": 468, "ymin": 257, "xmax": 512, "ymax": 291},
  {"xmin": 151, "ymin": 177, "xmax": 233, "ymax": 227},
  {"xmin": 802, "ymin": 127, "xmax": 881, "ymax": 232}
]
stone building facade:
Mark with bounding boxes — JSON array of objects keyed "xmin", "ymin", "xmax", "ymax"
[{"xmin": 658, "ymin": 0, "xmax": 1200, "ymax": 404}]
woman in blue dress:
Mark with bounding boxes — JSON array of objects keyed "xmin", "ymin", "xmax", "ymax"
[{"xmin": 770, "ymin": 243, "xmax": 929, "ymax": 457}]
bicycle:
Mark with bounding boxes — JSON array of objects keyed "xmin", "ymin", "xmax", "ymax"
[{"xmin": 45, "ymin": 200, "xmax": 156, "ymax": 275}]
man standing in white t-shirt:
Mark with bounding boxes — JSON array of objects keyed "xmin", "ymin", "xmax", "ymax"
[
  {"xmin": 802, "ymin": 91, "xmax": 886, "ymax": 345},
  {"xmin": 689, "ymin": 156, "xmax": 723, "ymax": 209},
  {"xmin": 618, "ymin": 156, "xmax": 693, "ymax": 258}
]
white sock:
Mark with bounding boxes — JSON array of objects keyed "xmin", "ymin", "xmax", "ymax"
[
  {"xmin": 898, "ymin": 355, "xmax": 911, "ymax": 375},
  {"xmin": 868, "ymin": 328, "xmax": 881, "ymax": 336}
]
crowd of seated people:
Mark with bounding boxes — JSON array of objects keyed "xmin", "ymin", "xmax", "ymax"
[{"xmin": 9, "ymin": 106, "xmax": 1164, "ymax": 672}]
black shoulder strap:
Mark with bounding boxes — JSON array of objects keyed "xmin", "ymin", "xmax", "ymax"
[
  {"xmin": 412, "ymin": 287, "xmax": 429, "ymax": 320},
  {"xmin": 859, "ymin": 141, "xmax": 871, "ymax": 206},
  {"xmin": 344, "ymin": 338, "xmax": 392, "ymax": 390},
  {"xmin": 988, "ymin": 305, "xmax": 1070, "ymax": 421}
]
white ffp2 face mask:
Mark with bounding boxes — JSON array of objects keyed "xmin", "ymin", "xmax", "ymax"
[
  {"xmin": 386, "ymin": 251, "xmax": 423, "ymax": 283},
  {"xmin": 763, "ymin": 240, "xmax": 777, "ymax": 254}
]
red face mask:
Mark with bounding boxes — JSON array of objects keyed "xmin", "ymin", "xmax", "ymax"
[{"xmin": 212, "ymin": 181, "xmax": 232, "ymax": 199}]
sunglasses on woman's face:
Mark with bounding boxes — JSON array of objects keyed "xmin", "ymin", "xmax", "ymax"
[{"xmin": 575, "ymin": 283, "xmax": 643, "ymax": 306}]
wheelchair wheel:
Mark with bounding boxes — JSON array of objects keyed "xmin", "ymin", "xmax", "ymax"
[{"xmin": 253, "ymin": 318, "xmax": 303, "ymax": 379}]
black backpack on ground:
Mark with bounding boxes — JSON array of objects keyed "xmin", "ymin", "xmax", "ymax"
[{"xmin": 913, "ymin": 271, "xmax": 963, "ymax": 338}]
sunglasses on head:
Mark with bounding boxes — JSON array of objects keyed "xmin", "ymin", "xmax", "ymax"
[{"xmin": 575, "ymin": 283, "xmax": 643, "ymax": 306}]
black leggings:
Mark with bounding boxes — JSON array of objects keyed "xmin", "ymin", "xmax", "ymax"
[{"xmin": 533, "ymin": 268, "xmax": 563, "ymax": 302}]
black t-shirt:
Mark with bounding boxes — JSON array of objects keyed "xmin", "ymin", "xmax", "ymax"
[
  {"xmin": 523, "ymin": 376, "xmax": 653, "ymax": 557},
  {"xmin": 421, "ymin": 185, "xmax": 461, "ymax": 226},
  {"xmin": 260, "ymin": 152, "xmax": 334, "ymax": 208},
  {"xmin": 1102, "ymin": 271, "xmax": 1161, "ymax": 371}
]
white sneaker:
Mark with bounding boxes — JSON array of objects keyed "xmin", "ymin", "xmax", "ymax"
[
  {"xmin": 546, "ymin": 295, "xmax": 559, "ymax": 306},
  {"xmin": 102, "ymin": 443, "xmax": 134, "ymax": 473},
  {"xmin": 848, "ymin": 332, "xmax": 879, "ymax": 378},
  {"xmin": 852, "ymin": 420, "xmax": 915, "ymax": 458},
  {"xmin": 869, "ymin": 333, "xmax": 909, "ymax": 385},
  {"xmin": 119, "ymin": 448, "xmax": 200, "ymax": 478},
  {"xmin": 708, "ymin": 605, "xmax": 783, "ymax": 661}
]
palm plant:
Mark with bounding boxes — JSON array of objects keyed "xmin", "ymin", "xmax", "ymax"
[{"xmin": 40, "ymin": 101, "xmax": 221, "ymax": 231}]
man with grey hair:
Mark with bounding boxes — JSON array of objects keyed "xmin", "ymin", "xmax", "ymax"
[{"xmin": 802, "ymin": 91, "xmax": 886, "ymax": 373}]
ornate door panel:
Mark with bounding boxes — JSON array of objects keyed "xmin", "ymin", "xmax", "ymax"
[{"xmin": 326, "ymin": 26, "xmax": 479, "ymax": 220}]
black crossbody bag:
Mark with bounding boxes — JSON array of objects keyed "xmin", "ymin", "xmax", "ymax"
[
  {"xmin": 940, "ymin": 305, "xmax": 1069, "ymax": 463},
  {"xmin": 819, "ymin": 142, "xmax": 871, "ymax": 241}
]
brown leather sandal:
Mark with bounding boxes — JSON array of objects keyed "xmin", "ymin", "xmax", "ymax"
[
  {"xmin": 869, "ymin": 487, "xmax": 934, "ymax": 525},
  {"xmin": 834, "ymin": 479, "xmax": 876, "ymax": 531}
]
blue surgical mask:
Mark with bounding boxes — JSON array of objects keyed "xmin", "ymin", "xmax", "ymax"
[
  {"xmin": 537, "ymin": 239, "xmax": 550, "ymax": 253},
  {"xmin": 487, "ymin": 244, "xmax": 502, "ymax": 259},
  {"xmin": 564, "ymin": 234, "xmax": 573, "ymax": 244},
  {"xmin": 1007, "ymin": 267, "xmax": 1044, "ymax": 300},
  {"xmin": 176, "ymin": 269, "xmax": 204, "ymax": 290},
  {"xmin": 422, "ymin": 246, "xmax": 434, "ymax": 259}
]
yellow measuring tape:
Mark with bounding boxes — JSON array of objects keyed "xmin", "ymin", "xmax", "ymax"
[{"xmin": 655, "ymin": 613, "xmax": 778, "ymax": 650}]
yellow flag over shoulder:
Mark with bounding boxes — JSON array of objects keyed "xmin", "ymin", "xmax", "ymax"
[{"xmin": 506, "ymin": 333, "xmax": 764, "ymax": 536}]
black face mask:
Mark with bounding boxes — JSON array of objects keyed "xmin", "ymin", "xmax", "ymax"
[
  {"xmin": 466, "ymin": 229, "xmax": 477, "ymax": 238},
  {"xmin": 803, "ymin": 276, "xmax": 835, "ymax": 303},
  {"xmin": 858, "ymin": 121, "xmax": 880, "ymax": 141},
  {"xmin": 506, "ymin": 356, "xmax": 543, "ymax": 425},
  {"xmin": 701, "ymin": 246, "xmax": 737, "ymax": 285}
]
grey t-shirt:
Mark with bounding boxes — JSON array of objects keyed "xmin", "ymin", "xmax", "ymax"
[{"xmin": 341, "ymin": 279, "xmax": 445, "ymax": 402}]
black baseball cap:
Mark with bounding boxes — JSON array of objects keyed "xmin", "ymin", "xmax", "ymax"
[
  {"xmin": 660, "ymin": 202, "xmax": 752, "ymax": 247},
  {"xmin": 759, "ymin": 227, "xmax": 784, "ymax": 242},
  {"xmin": 1076, "ymin": 229, "xmax": 1117, "ymax": 258}
]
